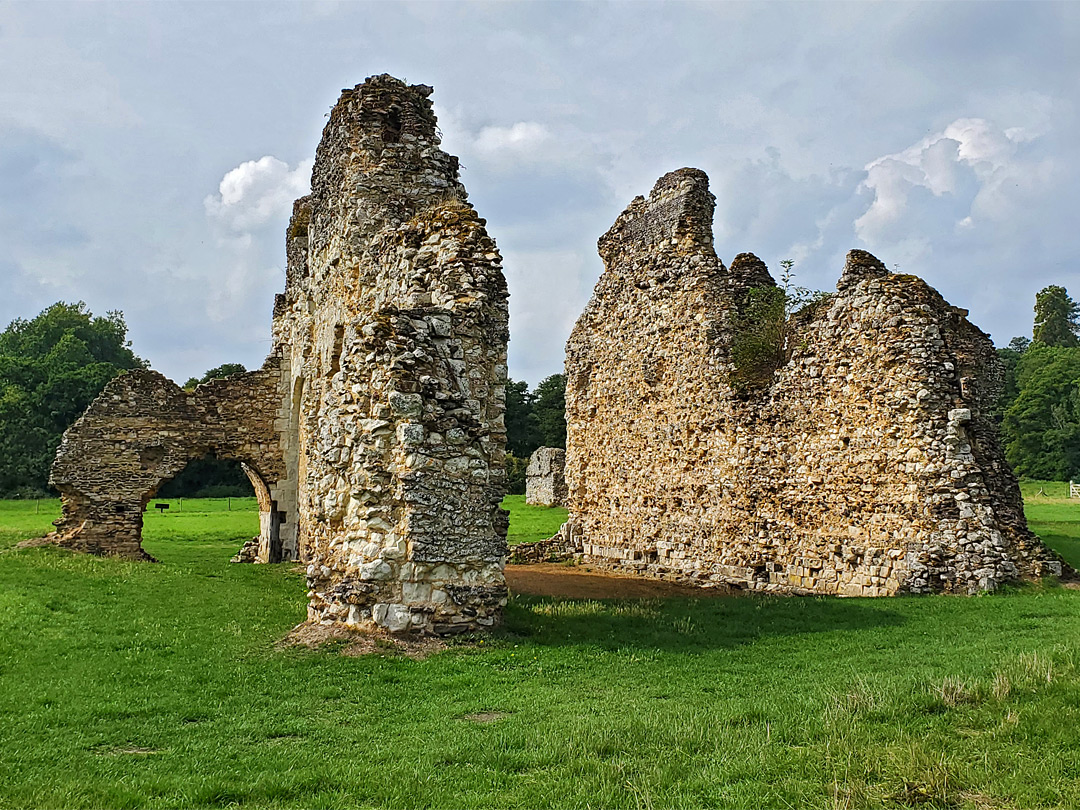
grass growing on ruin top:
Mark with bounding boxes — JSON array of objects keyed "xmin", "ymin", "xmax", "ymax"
[{"xmin": 0, "ymin": 495, "xmax": 1079, "ymax": 808}]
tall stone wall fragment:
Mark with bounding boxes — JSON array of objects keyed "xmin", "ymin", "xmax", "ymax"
[
  {"xmin": 48, "ymin": 75, "xmax": 509, "ymax": 634},
  {"xmin": 526, "ymin": 447, "xmax": 567, "ymax": 507},
  {"xmin": 560, "ymin": 167, "xmax": 1064, "ymax": 595},
  {"xmin": 272, "ymin": 75, "xmax": 510, "ymax": 634}
]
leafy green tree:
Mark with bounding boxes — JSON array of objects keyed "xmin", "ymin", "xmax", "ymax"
[
  {"xmin": 505, "ymin": 378, "xmax": 539, "ymax": 458},
  {"xmin": 1009, "ymin": 336, "xmax": 1032, "ymax": 354},
  {"xmin": 184, "ymin": 363, "xmax": 247, "ymax": 390},
  {"xmin": 532, "ymin": 374, "xmax": 566, "ymax": 449},
  {"xmin": 1003, "ymin": 343, "xmax": 1080, "ymax": 480},
  {"xmin": 995, "ymin": 337, "xmax": 1030, "ymax": 420},
  {"xmin": 504, "ymin": 453, "xmax": 528, "ymax": 495},
  {"xmin": 1033, "ymin": 286, "xmax": 1080, "ymax": 348},
  {"xmin": 504, "ymin": 375, "xmax": 567, "ymax": 459},
  {"xmin": 0, "ymin": 302, "xmax": 145, "ymax": 496},
  {"xmin": 156, "ymin": 454, "xmax": 252, "ymax": 498}
]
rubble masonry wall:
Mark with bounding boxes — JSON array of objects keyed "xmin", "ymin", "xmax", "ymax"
[
  {"xmin": 274, "ymin": 76, "xmax": 510, "ymax": 634},
  {"xmin": 559, "ymin": 168, "xmax": 1062, "ymax": 595},
  {"xmin": 525, "ymin": 447, "xmax": 567, "ymax": 507},
  {"xmin": 48, "ymin": 363, "xmax": 290, "ymax": 561}
]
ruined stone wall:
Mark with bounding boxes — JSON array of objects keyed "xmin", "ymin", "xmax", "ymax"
[
  {"xmin": 49, "ymin": 363, "xmax": 289, "ymax": 561},
  {"xmin": 526, "ymin": 447, "xmax": 567, "ymax": 507},
  {"xmin": 561, "ymin": 168, "xmax": 1062, "ymax": 595},
  {"xmin": 273, "ymin": 75, "xmax": 509, "ymax": 634},
  {"xmin": 47, "ymin": 74, "xmax": 507, "ymax": 635}
]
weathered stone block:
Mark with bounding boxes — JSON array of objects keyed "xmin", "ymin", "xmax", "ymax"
[{"xmin": 525, "ymin": 447, "xmax": 567, "ymax": 507}]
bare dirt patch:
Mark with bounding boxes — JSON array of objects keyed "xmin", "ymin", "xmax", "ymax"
[
  {"xmin": 461, "ymin": 711, "xmax": 510, "ymax": 724},
  {"xmin": 12, "ymin": 536, "xmax": 53, "ymax": 551},
  {"xmin": 505, "ymin": 563, "xmax": 738, "ymax": 600},
  {"xmin": 279, "ymin": 622, "xmax": 447, "ymax": 659}
]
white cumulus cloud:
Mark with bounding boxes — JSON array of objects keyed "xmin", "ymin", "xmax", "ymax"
[
  {"xmin": 204, "ymin": 156, "xmax": 312, "ymax": 233},
  {"xmin": 855, "ymin": 118, "xmax": 1033, "ymax": 245},
  {"xmin": 202, "ymin": 155, "xmax": 311, "ymax": 324},
  {"xmin": 473, "ymin": 121, "xmax": 550, "ymax": 153}
]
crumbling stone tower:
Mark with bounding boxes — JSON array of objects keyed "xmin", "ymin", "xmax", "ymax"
[
  {"xmin": 560, "ymin": 167, "xmax": 1062, "ymax": 595},
  {"xmin": 48, "ymin": 75, "xmax": 510, "ymax": 635},
  {"xmin": 275, "ymin": 76, "xmax": 510, "ymax": 633}
]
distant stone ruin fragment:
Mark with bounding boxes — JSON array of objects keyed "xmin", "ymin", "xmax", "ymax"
[
  {"xmin": 553, "ymin": 167, "xmax": 1063, "ymax": 595},
  {"xmin": 48, "ymin": 75, "xmax": 510, "ymax": 634},
  {"xmin": 525, "ymin": 447, "xmax": 567, "ymax": 507}
]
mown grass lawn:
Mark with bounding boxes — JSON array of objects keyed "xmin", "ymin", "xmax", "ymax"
[
  {"xmin": 0, "ymin": 490, "xmax": 1079, "ymax": 808},
  {"xmin": 502, "ymin": 495, "xmax": 567, "ymax": 545},
  {"xmin": 1022, "ymin": 480, "xmax": 1080, "ymax": 571}
]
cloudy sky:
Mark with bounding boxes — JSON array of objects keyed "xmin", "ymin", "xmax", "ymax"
[{"xmin": 2, "ymin": 2, "xmax": 1078, "ymax": 385}]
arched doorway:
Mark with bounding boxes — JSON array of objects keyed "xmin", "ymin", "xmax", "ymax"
[{"xmin": 241, "ymin": 463, "xmax": 288, "ymax": 563}]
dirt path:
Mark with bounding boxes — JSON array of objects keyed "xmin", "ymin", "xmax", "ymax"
[{"xmin": 505, "ymin": 563, "xmax": 737, "ymax": 599}]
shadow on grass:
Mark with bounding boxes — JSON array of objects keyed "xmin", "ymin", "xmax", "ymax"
[{"xmin": 502, "ymin": 591, "xmax": 905, "ymax": 653}]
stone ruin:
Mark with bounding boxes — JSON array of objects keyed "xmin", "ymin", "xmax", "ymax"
[
  {"xmin": 549, "ymin": 167, "xmax": 1064, "ymax": 595},
  {"xmin": 48, "ymin": 365, "xmax": 291, "ymax": 562},
  {"xmin": 525, "ymin": 447, "xmax": 567, "ymax": 507},
  {"xmin": 46, "ymin": 79, "xmax": 1064, "ymax": 626},
  {"xmin": 48, "ymin": 75, "xmax": 510, "ymax": 634}
]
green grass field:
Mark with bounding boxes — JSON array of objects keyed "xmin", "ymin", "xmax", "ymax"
[
  {"xmin": 502, "ymin": 495, "xmax": 568, "ymax": 545},
  {"xmin": 1021, "ymin": 480, "xmax": 1080, "ymax": 571},
  {"xmin": 1, "ymin": 489, "xmax": 1079, "ymax": 808}
]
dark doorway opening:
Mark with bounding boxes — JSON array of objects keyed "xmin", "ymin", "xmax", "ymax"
[{"xmin": 157, "ymin": 453, "xmax": 253, "ymax": 499}]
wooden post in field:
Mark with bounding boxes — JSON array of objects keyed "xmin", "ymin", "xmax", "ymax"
[
  {"xmin": 179, "ymin": 498, "xmax": 183, "ymax": 512},
  {"xmin": 228, "ymin": 497, "xmax": 231, "ymax": 511}
]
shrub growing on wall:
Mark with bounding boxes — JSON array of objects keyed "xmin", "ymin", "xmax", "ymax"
[{"xmin": 728, "ymin": 262, "xmax": 830, "ymax": 395}]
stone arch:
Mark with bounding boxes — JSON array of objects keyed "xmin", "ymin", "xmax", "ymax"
[
  {"xmin": 240, "ymin": 462, "xmax": 293, "ymax": 563},
  {"xmin": 48, "ymin": 364, "xmax": 288, "ymax": 561}
]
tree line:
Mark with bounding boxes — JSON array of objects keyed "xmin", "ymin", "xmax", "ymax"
[
  {"xmin": 998, "ymin": 285, "xmax": 1080, "ymax": 481},
  {"xmin": 0, "ymin": 303, "xmax": 144, "ymax": 497},
  {"xmin": 0, "ymin": 303, "xmax": 253, "ymax": 498},
  {"xmin": 504, "ymin": 374, "xmax": 566, "ymax": 494},
  {"xmin": 2, "ymin": 286, "xmax": 1075, "ymax": 499},
  {"xmin": 0, "ymin": 300, "xmax": 569, "ymax": 498}
]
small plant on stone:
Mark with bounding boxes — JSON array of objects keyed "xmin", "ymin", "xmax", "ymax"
[{"xmin": 728, "ymin": 260, "xmax": 830, "ymax": 394}]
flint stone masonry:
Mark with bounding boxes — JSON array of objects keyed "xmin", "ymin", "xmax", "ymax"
[
  {"xmin": 526, "ymin": 447, "xmax": 567, "ymax": 507},
  {"xmin": 48, "ymin": 75, "xmax": 510, "ymax": 634},
  {"xmin": 273, "ymin": 75, "xmax": 509, "ymax": 634},
  {"xmin": 554, "ymin": 167, "xmax": 1064, "ymax": 596}
]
